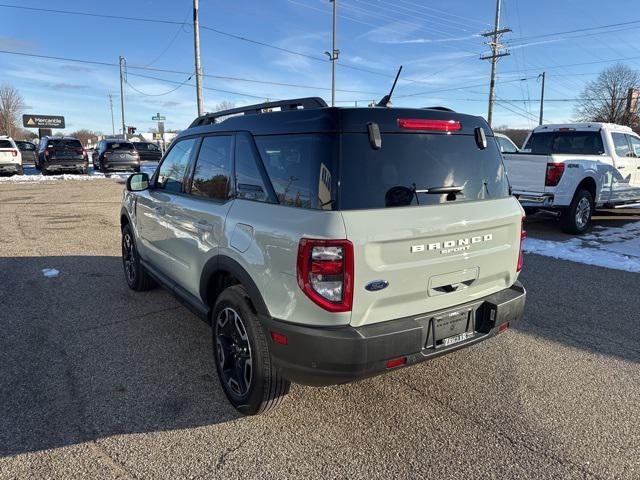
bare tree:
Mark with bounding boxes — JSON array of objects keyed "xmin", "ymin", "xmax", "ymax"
[
  {"xmin": 69, "ymin": 129, "xmax": 102, "ymax": 146},
  {"xmin": 213, "ymin": 101, "xmax": 235, "ymax": 112},
  {"xmin": 0, "ymin": 84, "xmax": 26, "ymax": 137},
  {"xmin": 575, "ymin": 63, "xmax": 640, "ymax": 127}
]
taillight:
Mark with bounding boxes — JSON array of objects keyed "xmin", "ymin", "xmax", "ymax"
[
  {"xmin": 398, "ymin": 119, "xmax": 462, "ymax": 132},
  {"xmin": 297, "ymin": 238, "xmax": 353, "ymax": 312},
  {"xmin": 545, "ymin": 163, "xmax": 565, "ymax": 186},
  {"xmin": 517, "ymin": 218, "xmax": 526, "ymax": 272},
  {"xmin": 11, "ymin": 149, "xmax": 18, "ymax": 157},
  {"xmin": 44, "ymin": 149, "xmax": 49, "ymax": 157}
]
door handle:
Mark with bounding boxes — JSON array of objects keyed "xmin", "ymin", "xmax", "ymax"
[{"xmin": 195, "ymin": 220, "xmax": 213, "ymax": 233}]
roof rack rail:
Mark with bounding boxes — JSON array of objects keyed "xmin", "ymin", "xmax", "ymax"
[
  {"xmin": 424, "ymin": 106, "xmax": 455, "ymax": 112},
  {"xmin": 189, "ymin": 97, "xmax": 328, "ymax": 128}
]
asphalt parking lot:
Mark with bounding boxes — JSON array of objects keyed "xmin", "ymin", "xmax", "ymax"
[{"xmin": 1, "ymin": 180, "xmax": 639, "ymax": 479}]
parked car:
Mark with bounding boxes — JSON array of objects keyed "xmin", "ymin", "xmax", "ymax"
[
  {"xmin": 36, "ymin": 136, "xmax": 89, "ymax": 175},
  {"xmin": 132, "ymin": 141, "xmax": 162, "ymax": 161},
  {"xmin": 502, "ymin": 123, "xmax": 640, "ymax": 233},
  {"xmin": 0, "ymin": 136, "xmax": 23, "ymax": 175},
  {"xmin": 93, "ymin": 139, "xmax": 140, "ymax": 173},
  {"xmin": 15, "ymin": 140, "xmax": 37, "ymax": 165},
  {"xmin": 495, "ymin": 132, "xmax": 520, "ymax": 154},
  {"xmin": 120, "ymin": 97, "xmax": 527, "ymax": 415}
]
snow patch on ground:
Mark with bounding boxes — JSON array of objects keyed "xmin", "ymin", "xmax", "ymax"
[
  {"xmin": 0, "ymin": 164, "xmax": 157, "ymax": 184},
  {"xmin": 524, "ymin": 221, "xmax": 640, "ymax": 273},
  {"xmin": 41, "ymin": 268, "xmax": 60, "ymax": 278}
]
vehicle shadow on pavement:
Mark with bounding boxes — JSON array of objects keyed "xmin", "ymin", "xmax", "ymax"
[
  {"xmin": 515, "ymin": 254, "xmax": 640, "ymax": 364},
  {"xmin": 0, "ymin": 255, "xmax": 242, "ymax": 457}
]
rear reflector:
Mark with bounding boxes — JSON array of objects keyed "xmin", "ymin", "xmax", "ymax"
[
  {"xmin": 398, "ymin": 119, "xmax": 462, "ymax": 132},
  {"xmin": 386, "ymin": 357, "xmax": 407, "ymax": 369},
  {"xmin": 498, "ymin": 322, "xmax": 510, "ymax": 333},
  {"xmin": 517, "ymin": 218, "xmax": 526, "ymax": 273},
  {"xmin": 270, "ymin": 332, "xmax": 288, "ymax": 345}
]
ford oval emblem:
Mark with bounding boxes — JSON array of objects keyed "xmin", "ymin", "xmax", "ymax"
[{"xmin": 365, "ymin": 280, "xmax": 389, "ymax": 292}]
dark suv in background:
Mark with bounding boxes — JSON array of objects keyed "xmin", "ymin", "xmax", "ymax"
[
  {"xmin": 36, "ymin": 136, "xmax": 89, "ymax": 175},
  {"xmin": 16, "ymin": 141, "xmax": 37, "ymax": 165},
  {"xmin": 132, "ymin": 141, "xmax": 162, "ymax": 161},
  {"xmin": 93, "ymin": 139, "xmax": 141, "ymax": 173}
]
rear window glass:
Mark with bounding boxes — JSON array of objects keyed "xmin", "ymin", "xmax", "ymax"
[
  {"xmin": 339, "ymin": 133, "xmax": 509, "ymax": 209},
  {"xmin": 17, "ymin": 142, "xmax": 35, "ymax": 150},
  {"xmin": 47, "ymin": 139, "xmax": 82, "ymax": 148},
  {"xmin": 524, "ymin": 131, "xmax": 604, "ymax": 155},
  {"xmin": 107, "ymin": 142, "xmax": 134, "ymax": 151},
  {"xmin": 255, "ymin": 134, "xmax": 337, "ymax": 209},
  {"xmin": 133, "ymin": 142, "xmax": 159, "ymax": 151},
  {"xmin": 0, "ymin": 140, "xmax": 13, "ymax": 148}
]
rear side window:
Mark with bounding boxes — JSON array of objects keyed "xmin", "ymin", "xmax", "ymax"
[
  {"xmin": 156, "ymin": 138, "xmax": 198, "ymax": 193},
  {"xmin": 525, "ymin": 131, "xmax": 604, "ymax": 155},
  {"xmin": 627, "ymin": 135, "xmax": 640, "ymax": 156},
  {"xmin": 190, "ymin": 136, "xmax": 233, "ymax": 200},
  {"xmin": 340, "ymin": 133, "xmax": 509, "ymax": 209},
  {"xmin": 18, "ymin": 142, "xmax": 35, "ymax": 151},
  {"xmin": 612, "ymin": 133, "xmax": 631, "ymax": 157},
  {"xmin": 0, "ymin": 140, "xmax": 12, "ymax": 148},
  {"xmin": 235, "ymin": 135, "xmax": 269, "ymax": 203},
  {"xmin": 255, "ymin": 134, "xmax": 337, "ymax": 209}
]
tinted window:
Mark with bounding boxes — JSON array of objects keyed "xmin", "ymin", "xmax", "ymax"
[
  {"xmin": 627, "ymin": 135, "xmax": 640, "ymax": 156},
  {"xmin": 340, "ymin": 133, "xmax": 509, "ymax": 209},
  {"xmin": 525, "ymin": 131, "xmax": 604, "ymax": 155},
  {"xmin": 0, "ymin": 140, "xmax": 12, "ymax": 148},
  {"xmin": 133, "ymin": 142, "xmax": 148, "ymax": 150},
  {"xmin": 106, "ymin": 142, "xmax": 134, "ymax": 151},
  {"xmin": 47, "ymin": 139, "xmax": 82, "ymax": 149},
  {"xmin": 612, "ymin": 133, "xmax": 631, "ymax": 157},
  {"xmin": 255, "ymin": 134, "xmax": 337, "ymax": 209},
  {"xmin": 497, "ymin": 136, "xmax": 518, "ymax": 153},
  {"xmin": 190, "ymin": 136, "xmax": 232, "ymax": 200},
  {"xmin": 17, "ymin": 142, "xmax": 35, "ymax": 151},
  {"xmin": 156, "ymin": 138, "xmax": 197, "ymax": 193},
  {"xmin": 235, "ymin": 135, "xmax": 269, "ymax": 202}
]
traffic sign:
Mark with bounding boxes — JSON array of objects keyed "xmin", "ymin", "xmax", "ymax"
[
  {"xmin": 23, "ymin": 114, "xmax": 65, "ymax": 129},
  {"xmin": 152, "ymin": 113, "xmax": 166, "ymax": 121}
]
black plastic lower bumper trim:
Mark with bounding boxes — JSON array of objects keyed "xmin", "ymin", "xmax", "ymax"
[{"xmin": 261, "ymin": 282, "xmax": 526, "ymax": 386}]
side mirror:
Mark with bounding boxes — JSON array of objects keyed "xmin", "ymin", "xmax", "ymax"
[{"xmin": 127, "ymin": 173, "xmax": 149, "ymax": 192}]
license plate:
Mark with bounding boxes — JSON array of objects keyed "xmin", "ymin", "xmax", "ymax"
[{"xmin": 442, "ymin": 331, "xmax": 474, "ymax": 347}]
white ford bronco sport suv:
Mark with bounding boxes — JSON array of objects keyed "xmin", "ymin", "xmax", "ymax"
[
  {"xmin": 120, "ymin": 98, "xmax": 527, "ymax": 415},
  {"xmin": 0, "ymin": 136, "xmax": 23, "ymax": 176}
]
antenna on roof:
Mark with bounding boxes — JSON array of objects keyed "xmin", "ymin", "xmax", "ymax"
[{"xmin": 376, "ymin": 65, "xmax": 403, "ymax": 108}]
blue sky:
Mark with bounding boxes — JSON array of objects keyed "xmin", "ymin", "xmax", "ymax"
[{"xmin": 1, "ymin": 0, "xmax": 640, "ymax": 135}]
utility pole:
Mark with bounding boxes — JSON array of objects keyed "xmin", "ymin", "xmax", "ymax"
[
  {"xmin": 480, "ymin": 0, "xmax": 510, "ymax": 127},
  {"xmin": 193, "ymin": 0, "xmax": 205, "ymax": 116},
  {"xmin": 119, "ymin": 56, "xmax": 126, "ymax": 140},
  {"xmin": 108, "ymin": 94, "xmax": 115, "ymax": 137},
  {"xmin": 325, "ymin": 0, "xmax": 339, "ymax": 107},
  {"xmin": 538, "ymin": 71, "xmax": 546, "ymax": 125}
]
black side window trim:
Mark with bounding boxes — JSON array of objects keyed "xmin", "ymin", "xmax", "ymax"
[{"xmin": 234, "ymin": 131, "xmax": 279, "ymax": 204}]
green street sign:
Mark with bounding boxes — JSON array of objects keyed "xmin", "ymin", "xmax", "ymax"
[{"xmin": 152, "ymin": 113, "xmax": 166, "ymax": 121}]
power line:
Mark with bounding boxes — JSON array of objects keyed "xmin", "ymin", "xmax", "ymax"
[
  {"xmin": 0, "ymin": 2, "xmax": 453, "ymax": 86},
  {"xmin": 508, "ymin": 19, "xmax": 640, "ymax": 45},
  {"xmin": 126, "ymin": 74, "xmax": 194, "ymax": 97}
]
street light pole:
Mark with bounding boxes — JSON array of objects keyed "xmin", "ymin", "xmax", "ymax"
[
  {"xmin": 119, "ymin": 56, "xmax": 126, "ymax": 140},
  {"xmin": 538, "ymin": 71, "xmax": 546, "ymax": 125},
  {"xmin": 193, "ymin": 0, "xmax": 205, "ymax": 116},
  {"xmin": 324, "ymin": 1, "xmax": 339, "ymax": 106}
]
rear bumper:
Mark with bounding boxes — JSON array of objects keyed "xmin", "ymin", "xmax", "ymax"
[
  {"xmin": 44, "ymin": 159, "xmax": 88, "ymax": 170},
  {"xmin": 103, "ymin": 160, "xmax": 139, "ymax": 171},
  {"xmin": 514, "ymin": 191, "xmax": 555, "ymax": 207},
  {"xmin": 262, "ymin": 282, "xmax": 526, "ymax": 386},
  {"xmin": 0, "ymin": 163, "xmax": 20, "ymax": 173}
]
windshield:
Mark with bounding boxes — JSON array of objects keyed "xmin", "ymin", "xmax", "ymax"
[
  {"xmin": 47, "ymin": 139, "xmax": 82, "ymax": 149},
  {"xmin": 339, "ymin": 133, "xmax": 509, "ymax": 209},
  {"xmin": 524, "ymin": 131, "xmax": 604, "ymax": 155},
  {"xmin": 107, "ymin": 142, "xmax": 134, "ymax": 151}
]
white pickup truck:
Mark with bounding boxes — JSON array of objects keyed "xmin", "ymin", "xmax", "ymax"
[{"xmin": 503, "ymin": 123, "xmax": 640, "ymax": 233}]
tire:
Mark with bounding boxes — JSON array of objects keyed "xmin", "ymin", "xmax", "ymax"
[
  {"xmin": 41, "ymin": 166, "xmax": 49, "ymax": 176},
  {"xmin": 16, "ymin": 166, "xmax": 23, "ymax": 176},
  {"xmin": 121, "ymin": 224, "xmax": 156, "ymax": 291},
  {"xmin": 560, "ymin": 189, "xmax": 594, "ymax": 234},
  {"xmin": 212, "ymin": 285, "xmax": 290, "ymax": 415}
]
